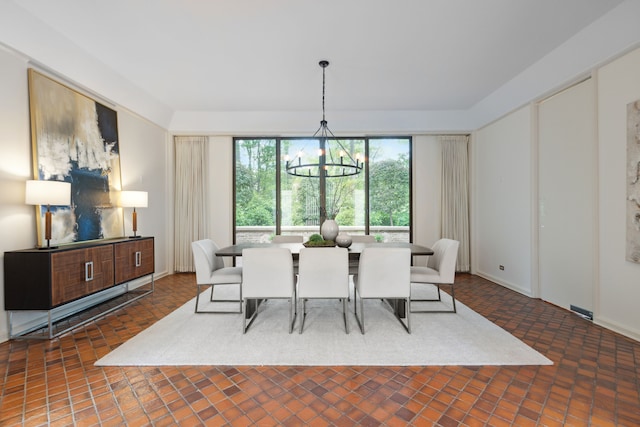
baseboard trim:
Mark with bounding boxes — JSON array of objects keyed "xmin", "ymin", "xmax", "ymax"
[
  {"xmin": 594, "ymin": 316, "xmax": 640, "ymax": 343},
  {"xmin": 474, "ymin": 271, "xmax": 534, "ymax": 297}
]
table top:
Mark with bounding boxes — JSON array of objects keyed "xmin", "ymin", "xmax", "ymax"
[{"xmin": 216, "ymin": 241, "xmax": 433, "ymax": 257}]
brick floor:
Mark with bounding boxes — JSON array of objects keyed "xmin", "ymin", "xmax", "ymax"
[{"xmin": 1, "ymin": 273, "xmax": 639, "ymax": 426}]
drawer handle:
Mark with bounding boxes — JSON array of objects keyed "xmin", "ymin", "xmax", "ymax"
[
  {"xmin": 135, "ymin": 251, "xmax": 142, "ymax": 267},
  {"xmin": 85, "ymin": 261, "xmax": 94, "ymax": 281}
]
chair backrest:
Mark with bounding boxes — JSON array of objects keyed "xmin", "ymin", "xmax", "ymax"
[
  {"xmin": 272, "ymin": 235, "xmax": 304, "ymax": 243},
  {"xmin": 242, "ymin": 247, "xmax": 294, "ymax": 299},
  {"xmin": 298, "ymin": 247, "xmax": 349, "ymax": 298},
  {"xmin": 356, "ymin": 247, "xmax": 410, "ymax": 298},
  {"xmin": 350, "ymin": 235, "xmax": 377, "ymax": 243},
  {"xmin": 427, "ymin": 239, "xmax": 460, "ymax": 283},
  {"xmin": 191, "ymin": 239, "xmax": 225, "ymax": 284}
]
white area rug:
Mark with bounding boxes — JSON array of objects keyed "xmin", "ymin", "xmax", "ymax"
[{"xmin": 96, "ymin": 286, "xmax": 552, "ymax": 366}]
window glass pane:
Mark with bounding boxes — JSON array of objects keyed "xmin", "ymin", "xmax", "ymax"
[
  {"xmin": 326, "ymin": 138, "xmax": 365, "ymax": 232},
  {"xmin": 235, "ymin": 139, "xmax": 276, "ymax": 243},
  {"xmin": 280, "ymin": 138, "xmax": 319, "ymax": 241},
  {"xmin": 235, "ymin": 136, "xmax": 411, "ymax": 244},
  {"xmin": 281, "ymin": 138, "xmax": 366, "ymax": 239},
  {"xmin": 368, "ymin": 138, "xmax": 411, "ymax": 242}
]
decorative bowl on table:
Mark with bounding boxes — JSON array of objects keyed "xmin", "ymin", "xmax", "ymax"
[{"xmin": 335, "ymin": 233, "xmax": 352, "ymax": 248}]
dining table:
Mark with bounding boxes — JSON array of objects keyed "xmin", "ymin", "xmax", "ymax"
[
  {"xmin": 216, "ymin": 241, "xmax": 434, "ymax": 319},
  {"xmin": 215, "ymin": 241, "xmax": 433, "ymax": 259}
]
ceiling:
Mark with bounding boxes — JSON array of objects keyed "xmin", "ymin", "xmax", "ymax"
[{"xmin": 10, "ymin": 0, "xmax": 625, "ymax": 116}]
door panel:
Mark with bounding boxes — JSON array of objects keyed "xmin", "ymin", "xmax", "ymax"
[{"xmin": 538, "ymin": 79, "xmax": 596, "ymax": 312}]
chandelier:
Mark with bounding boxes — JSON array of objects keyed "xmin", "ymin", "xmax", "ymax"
[{"xmin": 284, "ymin": 60, "xmax": 363, "ymax": 178}]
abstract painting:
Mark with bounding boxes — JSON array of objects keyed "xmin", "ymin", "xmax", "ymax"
[
  {"xmin": 627, "ymin": 99, "xmax": 640, "ymax": 263},
  {"xmin": 28, "ymin": 69, "xmax": 123, "ymax": 247}
]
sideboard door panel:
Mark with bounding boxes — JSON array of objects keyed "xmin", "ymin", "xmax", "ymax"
[
  {"xmin": 114, "ymin": 238, "xmax": 154, "ymax": 284},
  {"xmin": 51, "ymin": 246, "xmax": 115, "ymax": 307}
]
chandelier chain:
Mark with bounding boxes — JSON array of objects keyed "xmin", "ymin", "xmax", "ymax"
[
  {"xmin": 322, "ymin": 63, "xmax": 326, "ymax": 124},
  {"xmin": 283, "ymin": 60, "xmax": 363, "ymax": 178}
]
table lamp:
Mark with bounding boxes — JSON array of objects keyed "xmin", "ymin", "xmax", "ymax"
[
  {"xmin": 25, "ymin": 180, "xmax": 72, "ymax": 249},
  {"xmin": 119, "ymin": 190, "xmax": 148, "ymax": 238}
]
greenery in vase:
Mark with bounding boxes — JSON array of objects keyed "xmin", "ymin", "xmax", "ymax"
[{"xmin": 304, "ymin": 233, "xmax": 335, "ymax": 246}]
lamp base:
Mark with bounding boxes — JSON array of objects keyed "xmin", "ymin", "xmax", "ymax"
[
  {"xmin": 37, "ymin": 246, "xmax": 58, "ymax": 250},
  {"xmin": 128, "ymin": 235, "xmax": 142, "ymax": 239}
]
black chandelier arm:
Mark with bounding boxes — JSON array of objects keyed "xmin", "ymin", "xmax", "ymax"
[
  {"xmin": 285, "ymin": 161, "xmax": 363, "ymax": 178},
  {"xmin": 311, "ymin": 125, "xmax": 362, "ymax": 166}
]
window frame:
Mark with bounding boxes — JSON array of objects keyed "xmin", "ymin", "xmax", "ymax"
[{"xmin": 233, "ymin": 136, "xmax": 413, "ymax": 243}]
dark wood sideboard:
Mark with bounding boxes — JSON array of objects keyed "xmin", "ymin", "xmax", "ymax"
[{"xmin": 4, "ymin": 236, "xmax": 154, "ymax": 339}]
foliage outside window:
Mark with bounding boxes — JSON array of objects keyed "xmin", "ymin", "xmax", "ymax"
[{"xmin": 234, "ymin": 137, "xmax": 411, "ymax": 243}]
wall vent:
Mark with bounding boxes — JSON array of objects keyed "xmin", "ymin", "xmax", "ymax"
[{"xmin": 570, "ymin": 305, "xmax": 593, "ymax": 321}]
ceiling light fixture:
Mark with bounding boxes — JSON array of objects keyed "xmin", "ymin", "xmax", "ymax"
[{"xmin": 284, "ymin": 60, "xmax": 363, "ymax": 178}]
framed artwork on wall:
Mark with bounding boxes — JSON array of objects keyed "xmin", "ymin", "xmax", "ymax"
[
  {"xmin": 627, "ymin": 99, "xmax": 640, "ymax": 263},
  {"xmin": 28, "ymin": 68, "xmax": 124, "ymax": 247}
]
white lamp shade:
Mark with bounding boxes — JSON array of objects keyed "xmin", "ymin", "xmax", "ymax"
[
  {"xmin": 119, "ymin": 191, "xmax": 148, "ymax": 208},
  {"xmin": 25, "ymin": 180, "xmax": 71, "ymax": 206}
]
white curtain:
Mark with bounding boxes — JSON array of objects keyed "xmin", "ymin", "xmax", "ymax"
[
  {"xmin": 440, "ymin": 135, "xmax": 470, "ymax": 272},
  {"xmin": 174, "ymin": 136, "xmax": 209, "ymax": 272}
]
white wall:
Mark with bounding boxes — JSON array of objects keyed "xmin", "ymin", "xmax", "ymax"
[
  {"xmin": 118, "ymin": 112, "xmax": 171, "ymax": 278},
  {"xmin": 596, "ymin": 48, "xmax": 640, "ymax": 340},
  {"xmin": 472, "ymin": 107, "xmax": 534, "ymax": 296},
  {"xmin": 0, "ymin": 47, "xmax": 171, "ymax": 342}
]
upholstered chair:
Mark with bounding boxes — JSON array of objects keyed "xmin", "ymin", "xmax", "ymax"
[
  {"xmin": 410, "ymin": 238, "xmax": 460, "ymax": 313},
  {"xmin": 241, "ymin": 247, "xmax": 297, "ymax": 333},
  {"xmin": 353, "ymin": 247, "xmax": 411, "ymax": 334},
  {"xmin": 191, "ymin": 239, "xmax": 242, "ymax": 313},
  {"xmin": 297, "ymin": 247, "xmax": 349, "ymax": 334},
  {"xmin": 349, "ymin": 235, "xmax": 377, "ymax": 274}
]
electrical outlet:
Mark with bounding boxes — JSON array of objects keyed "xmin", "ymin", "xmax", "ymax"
[{"xmin": 499, "ymin": 265, "xmax": 504, "ymax": 271}]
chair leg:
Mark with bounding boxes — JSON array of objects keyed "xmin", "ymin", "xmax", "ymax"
[
  {"xmin": 342, "ymin": 298, "xmax": 349, "ymax": 334},
  {"xmin": 289, "ymin": 298, "xmax": 296, "ymax": 334},
  {"xmin": 449, "ymin": 284, "xmax": 457, "ymax": 313},
  {"xmin": 299, "ymin": 298, "xmax": 306, "ymax": 334},
  {"xmin": 196, "ymin": 283, "xmax": 243, "ymax": 313},
  {"xmin": 354, "ymin": 288, "xmax": 365, "ymax": 334},
  {"xmin": 382, "ymin": 298, "xmax": 411, "ymax": 334},
  {"xmin": 242, "ymin": 299, "xmax": 248, "ymax": 333},
  {"xmin": 243, "ymin": 299, "xmax": 259, "ymax": 333},
  {"xmin": 406, "ymin": 297, "xmax": 411, "ymax": 333},
  {"xmin": 195, "ymin": 284, "xmax": 202, "ymax": 313},
  {"xmin": 410, "ymin": 283, "xmax": 456, "ymax": 313}
]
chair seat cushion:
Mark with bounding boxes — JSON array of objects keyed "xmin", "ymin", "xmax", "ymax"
[
  {"xmin": 210, "ymin": 266, "xmax": 242, "ymax": 284},
  {"xmin": 410, "ymin": 266, "xmax": 448, "ymax": 284}
]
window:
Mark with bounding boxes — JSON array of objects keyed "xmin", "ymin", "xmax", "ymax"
[{"xmin": 234, "ymin": 137, "xmax": 411, "ymax": 243}]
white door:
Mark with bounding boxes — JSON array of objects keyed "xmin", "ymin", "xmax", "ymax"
[{"xmin": 537, "ymin": 79, "xmax": 596, "ymax": 314}]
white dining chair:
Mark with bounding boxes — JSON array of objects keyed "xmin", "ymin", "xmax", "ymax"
[
  {"xmin": 191, "ymin": 239, "xmax": 242, "ymax": 313},
  {"xmin": 354, "ymin": 247, "xmax": 411, "ymax": 334},
  {"xmin": 241, "ymin": 247, "xmax": 297, "ymax": 333},
  {"xmin": 272, "ymin": 235, "xmax": 303, "ymax": 273},
  {"xmin": 350, "ymin": 235, "xmax": 377, "ymax": 243},
  {"xmin": 272, "ymin": 235, "xmax": 304, "ymax": 243},
  {"xmin": 349, "ymin": 235, "xmax": 377, "ymax": 274},
  {"xmin": 410, "ymin": 238, "xmax": 460, "ymax": 313},
  {"xmin": 297, "ymin": 247, "xmax": 349, "ymax": 334}
]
